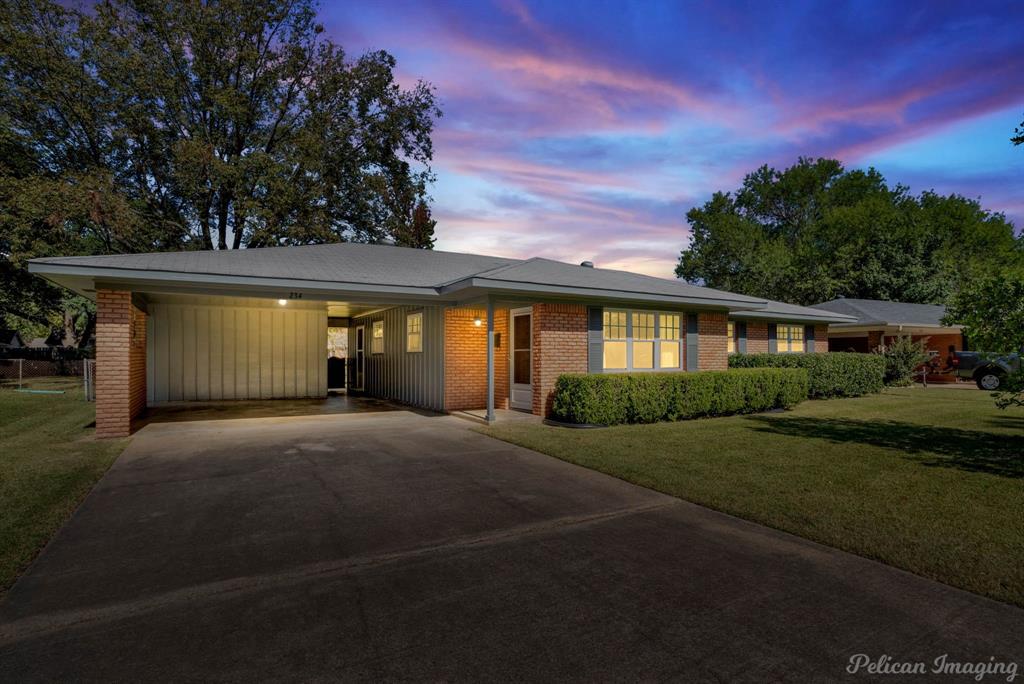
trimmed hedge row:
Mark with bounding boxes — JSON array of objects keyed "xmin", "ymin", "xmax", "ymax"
[
  {"xmin": 551, "ymin": 368, "xmax": 808, "ymax": 426},
  {"xmin": 728, "ymin": 352, "xmax": 884, "ymax": 398}
]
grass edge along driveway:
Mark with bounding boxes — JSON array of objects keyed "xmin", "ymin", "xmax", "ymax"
[
  {"xmin": 0, "ymin": 377, "xmax": 127, "ymax": 599},
  {"xmin": 481, "ymin": 387, "xmax": 1024, "ymax": 607}
]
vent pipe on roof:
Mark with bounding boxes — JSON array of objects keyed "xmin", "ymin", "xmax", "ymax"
[{"xmin": 580, "ymin": 260, "xmax": 594, "ymax": 268}]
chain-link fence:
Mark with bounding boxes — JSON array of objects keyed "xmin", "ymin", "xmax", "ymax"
[{"xmin": 0, "ymin": 357, "xmax": 95, "ymax": 398}]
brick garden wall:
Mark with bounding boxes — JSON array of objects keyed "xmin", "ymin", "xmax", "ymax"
[
  {"xmin": 531, "ymin": 303, "xmax": 588, "ymax": 416},
  {"xmin": 443, "ymin": 307, "xmax": 509, "ymax": 411},
  {"xmin": 814, "ymin": 325, "xmax": 829, "ymax": 353},
  {"xmin": 698, "ymin": 312, "xmax": 729, "ymax": 370},
  {"xmin": 96, "ymin": 290, "xmax": 147, "ymax": 438}
]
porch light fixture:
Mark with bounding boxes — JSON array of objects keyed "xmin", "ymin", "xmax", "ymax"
[
  {"xmin": 278, "ymin": 299, "xmax": 287, "ymax": 306},
  {"xmin": 474, "ymin": 317, "xmax": 482, "ymax": 327}
]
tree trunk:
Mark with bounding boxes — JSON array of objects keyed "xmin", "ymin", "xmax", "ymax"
[
  {"xmin": 216, "ymin": 190, "xmax": 231, "ymax": 250},
  {"xmin": 199, "ymin": 194, "xmax": 214, "ymax": 250},
  {"xmin": 77, "ymin": 311, "xmax": 96, "ymax": 350}
]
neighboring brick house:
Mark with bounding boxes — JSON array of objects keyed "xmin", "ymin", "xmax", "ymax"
[
  {"xmin": 29, "ymin": 243, "xmax": 853, "ymax": 436},
  {"xmin": 809, "ymin": 298, "xmax": 966, "ymax": 357}
]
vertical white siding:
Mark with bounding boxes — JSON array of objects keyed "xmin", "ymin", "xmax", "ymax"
[
  {"xmin": 147, "ymin": 296, "xmax": 327, "ymax": 404},
  {"xmin": 351, "ymin": 305, "xmax": 444, "ymax": 411}
]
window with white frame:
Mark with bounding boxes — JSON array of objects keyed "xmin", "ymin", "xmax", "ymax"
[
  {"xmin": 632, "ymin": 312, "xmax": 655, "ymax": 368},
  {"xmin": 659, "ymin": 314, "xmax": 681, "ymax": 369},
  {"xmin": 406, "ymin": 312, "xmax": 423, "ymax": 353},
  {"xmin": 603, "ymin": 309, "xmax": 685, "ymax": 371},
  {"xmin": 603, "ymin": 310, "xmax": 627, "ymax": 370},
  {"xmin": 777, "ymin": 324, "xmax": 804, "ymax": 353},
  {"xmin": 371, "ymin": 320, "xmax": 384, "ymax": 354},
  {"xmin": 727, "ymin": 321, "xmax": 736, "ymax": 354}
]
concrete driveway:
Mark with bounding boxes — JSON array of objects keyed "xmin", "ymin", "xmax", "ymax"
[{"xmin": 1, "ymin": 411, "xmax": 1021, "ymax": 681}]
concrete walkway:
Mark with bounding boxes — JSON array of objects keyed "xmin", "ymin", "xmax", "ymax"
[{"xmin": 1, "ymin": 411, "xmax": 1021, "ymax": 681}]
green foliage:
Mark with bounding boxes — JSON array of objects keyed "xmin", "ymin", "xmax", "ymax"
[
  {"xmin": 873, "ymin": 336, "xmax": 930, "ymax": 387},
  {"xmin": 676, "ymin": 158, "xmax": 1024, "ymax": 306},
  {"xmin": 728, "ymin": 352, "xmax": 885, "ymax": 398},
  {"xmin": 0, "ymin": 0, "xmax": 441, "ymax": 338},
  {"xmin": 944, "ymin": 274, "xmax": 1024, "ymax": 409},
  {"xmin": 551, "ymin": 368, "xmax": 808, "ymax": 426}
]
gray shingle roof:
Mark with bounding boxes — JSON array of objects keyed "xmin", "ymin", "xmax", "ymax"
[
  {"xmin": 466, "ymin": 257, "xmax": 765, "ymax": 304},
  {"xmin": 30, "ymin": 243, "xmax": 768, "ymax": 307},
  {"xmin": 810, "ymin": 298, "xmax": 951, "ymax": 327},
  {"xmin": 31, "ymin": 242, "xmax": 518, "ymax": 289},
  {"xmin": 732, "ymin": 299, "xmax": 857, "ymax": 323}
]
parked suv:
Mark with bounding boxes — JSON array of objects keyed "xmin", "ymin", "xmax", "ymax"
[{"xmin": 953, "ymin": 350, "xmax": 1021, "ymax": 390}]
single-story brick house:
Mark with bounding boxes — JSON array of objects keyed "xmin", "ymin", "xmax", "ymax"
[
  {"xmin": 810, "ymin": 298, "xmax": 965, "ymax": 356},
  {"xmin": 29, "ymin": 243, "xmax": 853, "ymax": 437}
]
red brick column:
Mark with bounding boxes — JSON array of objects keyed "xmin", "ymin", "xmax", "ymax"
[
  {"xmin": 698, "ymin": 312, "xmax": 729, "ymax": 370},
  {"xmin": 96, "ymin": 290, "xmax": 147, "ymax": 438},
  {"xmin": 746, "ymin": 321, "xmax": 769, "ymax": 354},
  {"xmin": 867, "ymin": 330, "xmax": 883, "ymax": 352},
  {"xmin": 531, "ymin": 303, "xmax": 587, "ymax": 417},
  {"xmin": 814, "ymin": 325, "xmax": 829, "ymax": 353},
  {"xmin": 443, "ymin": 307, "xmax": 509, "ymax": 411}
]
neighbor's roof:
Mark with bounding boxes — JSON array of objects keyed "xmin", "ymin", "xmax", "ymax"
[
  {"xmin": 731, "ymin": 299, "xmax": 857, "ymax": 324},
  {"xmin": 28, "ymin": 242, "xmax": 767, "ymax": 309},
  {"xmin": 810, "ymin": 298, "xmax": 955, "ymax": 328}
]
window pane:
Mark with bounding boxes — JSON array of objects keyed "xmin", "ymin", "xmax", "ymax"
[
  {"xmin": 728, "ymin": 336, "xmax": 735, "ymax": 354},
  {"xmin": 791, "ymin": 338, "xmax": 804, "ymax": 353},
  {"xmin": 660, "ymin": 341, "xmax": 680, "ymax": 368},
  {"xmin": 407, "ymin": 333, "xmax": 421, "ymax": 353},
  {"xmin": 727, "ymin": 321, "xmax": 734, "ymax": 353},
  {"xmin": 633, "ymin": 341, "xmax": 654, "ymax": 369},
  {"xmin": 372, "ymin": 321, "xmax": 384, "ymax": 354},
  {"xmin": 632, "ymin": 312, "xmax": 654, "ymax": 340},
  {"xmin": 604, "ymin": 310, "xmax": 626, "ymax": 339},
  {"xmin": 659, "ymin": 314, "xmax": 679, "ymax": 340},
  {"xmin": 603, "ymin": 340, "xmax": 627, "ymax": 369},
  {"xmin": 407, "ymin": 313, "xmax": 422, "ymax": 352},
  {"xmin": 777, "ymin": 326, "xmax": 789, "ymax": 353}
]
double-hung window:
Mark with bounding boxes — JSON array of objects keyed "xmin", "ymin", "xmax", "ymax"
[
  {"xmin": 727, "ymin": 321, "xmax": 736, "ymax": 354},
  {"xmin": 658, "ymin": 314, "xmax": 681, "ymax": 369},
  {"xmin": 371, "ymin": 320, "xmax": 384, "ymax": 354},
  {"xmin": 777, "ymin": 324, "xmax": 804, "ymax": 353},
  {"xmin": 631, "ymin": 313, "xmax": 655, "ymax": 369},
  {"xmin": 406, "ymin": 312, "xmax": 422, "ymax": 353},
  {"xmin": 602, "ymin": 311, "xmax": 628, "ymax": 370},
  {"xmin": 602, "ymin": 309, "xmax": 684, "ymax": 371}
]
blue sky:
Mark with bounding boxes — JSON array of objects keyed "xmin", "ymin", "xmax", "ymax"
[{"xmin": 322, "ymin": 0, "xmax": 1024, "ymax": 275}]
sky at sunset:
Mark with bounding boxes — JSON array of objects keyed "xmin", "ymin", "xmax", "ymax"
[{"xmin": 321, "ymin": 0, "xmax": 1024, "ymax": 276}]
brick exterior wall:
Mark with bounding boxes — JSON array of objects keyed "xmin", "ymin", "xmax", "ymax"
[
  {"xmin": 813, "ymin": 325, "xmax": 829, "ymax": 353},
  {"xmin": 745, "ymin": 321, "xmax": 770, "ymax": 354},
  {"xmin": 96, "ymin": 290, "xmax": 147, "ymax": 438},
  {"xmin": 531, "ymin": 303, "xmax": 588, "ymax": 416},
  {"xmin": 867, "ymin": 330, "xmax": 883, "ymax": 351},
  {"xmin": 697, "ymin": 312, "xmax": 729, "ymax": 370},
  {"xmin": 443, "ymin": 307, "xmax": 509, "ymax": 411}
]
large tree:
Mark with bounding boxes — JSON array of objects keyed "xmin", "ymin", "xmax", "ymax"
[
  {"xmin": 0, "ymin": 0, "xmax": 441, "ymax": 343},
  {"xmin": 676, "ymin": 158, "xmax": 1023, "ymax": 306},
  {"xmin": 1014, "ymin": 115, "xmax": 1024, "ymax": 145}
]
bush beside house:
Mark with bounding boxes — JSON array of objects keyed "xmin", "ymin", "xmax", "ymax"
[
  {"xmin": 873, "ymin": 336, "xmax": 930, "ymax": 387},
  {"xmin": 552, "ymin": 368, "xmax": 808, "ymax": 426},
  {"xmin": 729, "ymin": 352, "xmax": 884, "ymax": 398}
]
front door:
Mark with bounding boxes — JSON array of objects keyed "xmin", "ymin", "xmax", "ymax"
[
  {"xmin": 510, "ymin": 309, "xmax": 532, "ymax": 410},
  {"xmin": 354, "ymin": 326, "xmax": 365, "ymax": 391}
]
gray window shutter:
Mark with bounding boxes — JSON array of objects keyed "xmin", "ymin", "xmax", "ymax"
[
  {"xmin": 805, "ymin": 325, "xmax": 815, "ymax": 353},
  {"xmin": 768, "ymin": 323, "xmax": 778, "ymax": 353},
  {"xmin": 587, "ymin": 307, "xmax": 603, "ymax": 373},
  {"xmin": 685, "ymin": 314, "xmax": 699, "ymax": 371},
  {"xmin": 737, "ymin": 321, "xmax": 747, "ymax": 354}
]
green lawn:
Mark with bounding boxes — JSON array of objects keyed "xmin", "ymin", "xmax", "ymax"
[
  {"xmin": 0, "ymin": 377, "xmax": 127, "ymax": 598},
  {"xmin": 482, "ymin": 387, "xmax": 1024, "ymax": 606}
]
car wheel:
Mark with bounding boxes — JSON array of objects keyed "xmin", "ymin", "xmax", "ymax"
[{"xmin": 976, "ymin": 371, "xmax": 1002, "ymax": 391}]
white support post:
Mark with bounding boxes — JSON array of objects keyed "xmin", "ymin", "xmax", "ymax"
[{"xmin": 486, "ymin": 298, "xmax": 495, "ymax": 424}]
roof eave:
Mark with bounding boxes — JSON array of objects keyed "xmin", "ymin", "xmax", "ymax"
[
  {"xmin": 442, "ymin": 277, "xmax": 769, "ymax": 310},
  {"xmin": 28, "ymin": 262, "xmax": 443, "ymax": 302}
]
